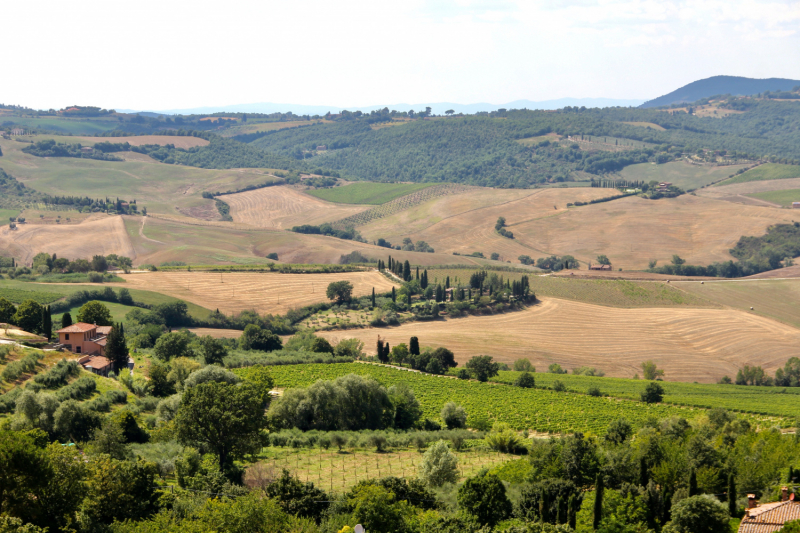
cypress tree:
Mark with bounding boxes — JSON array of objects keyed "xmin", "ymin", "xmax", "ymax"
[
  {"xmin": 406, "ymin": 291, "xmax": 411, "ymax": 307},
  {"xmin": 728, "ymin": 474, "xmax": 737, "ymax": 517},
  {"xmin": 383, "ymin": 342, "xmax": 390, "ymax": 361},
  {"xmin": 445, "ymin": 276, "xmax": 450, "ymax": 289},
  {"xmin": 377, "ymin": 338, "xmax": 385, "ymax": 361},
  {"xmin": 639, "ymin": 456, "xmax": 649, "ymax": 487},
  {"xmin": 391, "ymin": 286, "xmax": 396, "ymax": 302},
  {"xmin": 61, "ymin": 312, "xmax": 73, "ymax": 328},
  {"xmin": 415, "ymin": 266, "xmax": 419, "ymax": 280},
  {"xmin": 688, "ymin": 468, "xmax": 698, "ymax": 496},
  {"xmin": 409, "ymin": 336, "xmax": 420, "ymax": 356},
  {"xmin": 789, "ymin": 466, "xmax": 795, "ymax": 483},
  {"xmin": 541, "ymin": 487, "xmax": 550, "ymax": 523},
  {"xmin": 106, "ymin": 322, "xmax": 130, "ymax": 373},
  {"xmin": 568, "ymin": 494, "xmax": 577, "ymax": 530},
  {"xmin": 593, "ymin": 474, "xmax": 604, "ymax": 530},
  {"xmin": 556, "ymin": 496, "xmax": 563, "ymax": 524},
  {"xmin": 41, "ymin": 305, "xmax": 51, "ymax": 339},
  {"xmin": 403, "ymin": 260, "xmax": 411, "ymax": 281},
  {"xmin": 371, "ymin": 288, "xmax": 376, "ymax": 308}
]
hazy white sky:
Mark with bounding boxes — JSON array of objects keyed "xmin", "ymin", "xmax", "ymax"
[{"xmin": 4, "ymin": 0, "xmax": 800, "ymax": 110}]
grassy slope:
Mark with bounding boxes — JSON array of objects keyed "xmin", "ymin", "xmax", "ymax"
[
  {"xmin": 673, "ymin": 279, "xmax": 800, "ymax": 329},
  {"xmin": 0, "ymin": 138, "xmax": 279, "ymax": 214},
  {"xmin": 490, "ymin": 371, "xmax": 800, "ymax": 418},
  {"xmin": 4, "ymin": 117, "xmax": 120, "ymax": 134},
  {"xmin": 718, "ymin": 163, "xmax": 800, "ymax": 185},
  {"xmin": 0, "ymin": 278, "xmax": 212, "ymax": 320},
  {"xmin": 617, "ymin": 160, "xmax": 750, "ymax": 190},
  {"xmin": 746, "ymin": 188, "xmax": 800, "ymax": 207},
  {"xmin": 306, "ymin": 182, "xmax": 433, "ymax": 205},
  {"xmin": 0, "ymin": 208, "xmax": 21, "ymax": 221}
]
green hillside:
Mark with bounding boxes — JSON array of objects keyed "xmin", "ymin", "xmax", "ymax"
[
  {"xmin": 719, "ymin": 163, "xmax": 800, "ymax": 185},
  {"xmin": 306, "ymin": 182, "xmax": 433, "ymax": 204}
]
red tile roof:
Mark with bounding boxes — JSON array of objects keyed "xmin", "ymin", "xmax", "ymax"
[
  {"xmin": 79, "ymin": 356, "xmax": 113, "ymax": 370},
  {"xmin": 57, "ymin": 323, "xmax": 97, "ymax": 333},
  {"xmin": 95, "ymin": 326, "xmax": 112, "ymax": 335},
  {"xmin": 739, "ymin": 501, "xmax": 800, "ymax": 533}
]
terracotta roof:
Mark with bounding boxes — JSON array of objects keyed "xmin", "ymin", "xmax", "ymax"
[
  {"xmin": 79, "ymin": 356, "xmax": 113, "ymax": 370},
  {"xmin": 57, "ymin": 323, "xmax": 96, "ymax": 333},
  {"xmin": 95, "ymin": 326, "xmax": 112, "ymax": 335},
  {"xmin": 94, "ymin": 338, "xmax": 107, "ymax": 347},
  {"xmin": 739, "ymin": 501, "xmax": 800, "ymax": 533}
]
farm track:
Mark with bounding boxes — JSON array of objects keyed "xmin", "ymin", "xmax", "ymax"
[
  {"xmin": 105, "ymin": 271, "xmax": 398, "ymax": 315},
  {"xmin": 316, "ymin": 298, "xmax": 800, "ymax": 383}
]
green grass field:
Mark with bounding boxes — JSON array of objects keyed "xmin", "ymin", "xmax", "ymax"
[
  {"xmin": 306, "ymin": 182, "xmax": 433, "ymax": 205},
  {"xmin": 4, "ymin": 117, "xmax": 120, "ymax": 135},
  {"xmin": 253, "ymin": 364, "xmax": 708, "ymax": 434},
  {"xmin": 718, "ymin": 163, "xmax": 800, "ymax": 186},
  {"xmin": 489, "ymin": 371, "xmax": 800, "ymax": 419},
  {"xmin": 426, "ymin": 269, "xmax": 715, "ymax": 308},
  {"xmin": 0, "ymin": 138, "xmax": 278, "ymax": 214},
  {"xmin": 0, "ymin": 279, "xmax": 212, "ymax": 320},
  {"xmin": 51, "ymin": 301, "xmax": 142, "ymax": 326},
  {"xmin": 673, "ymin": 279, "xmax": 800, "ymax": 329},
  {"xmin": 745, "ymin": 188, "xmax": 800, "ymax": 207},
  {"xmin": 0, "ymin": 287, "xmax": 64, "ymax": 305},
  {"xmin": 0, "ymin": 209, "xmax": 21, "ymax": 222},
  {"xmin": 618, "ymin": 161, "xmax": 750, "ymax": 190}
]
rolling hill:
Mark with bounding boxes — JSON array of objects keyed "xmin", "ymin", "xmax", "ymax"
[{"xmin": 640, "ymin": 75, "xmax": 800, "ymax": 108}]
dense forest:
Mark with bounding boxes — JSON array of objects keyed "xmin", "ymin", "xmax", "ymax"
[{"xmin": 243, "ymin": 101, "xmax": 800, "ymax": 187}]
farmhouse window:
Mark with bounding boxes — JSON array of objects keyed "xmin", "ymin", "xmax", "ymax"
[
  {"xmin": 65, "ymin": 334, "xmax": 70, "ymax": 340},
  {"xmin": 76, "ymin": 346, "xmax": 82, "ymax": 354}
]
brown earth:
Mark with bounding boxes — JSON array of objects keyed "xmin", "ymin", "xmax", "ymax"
[
  {"xmin": 75, "ymin": 135, "xmax": 210, "ymax": 149},
  {"xmin": 108, "ymin": 271, "xmax": 398, "ymax": 315},
  {"xmin": 224, "ymin": 186, "xmax": 371, "ymax": 229},
  {"xmin": 0, "ymin": 215, "xmax": 135, "ymax": 265},
  {"xmin": 316, "ymin": 298, "xmax": 800, "ymax": 383}
]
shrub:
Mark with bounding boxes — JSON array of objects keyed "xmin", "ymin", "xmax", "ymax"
[
  {"xmin": 514, "ymin": 372, "xmax": 535, "ymax": 388},
  {"xmin": 418, "ymin": 440, "xmax": 458, "ymax": 487},
  {"xmin": 441, "ymin": 402, "xmax": 467, "ymax": 429}
]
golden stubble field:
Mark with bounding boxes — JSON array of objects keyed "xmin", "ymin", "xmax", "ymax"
[
  {"xmin": 110, "ymin": 271, "xmax": 398, "ymax": 315},
  {"xmin": 0, "ymin": 215, "xmax": 135, "ymax": 264},
  {"xmin": 358, "ymin": 187, "xmax": 618, "ymax": 261},
  {"xmin": 224, "ymin": 186, "xmax": 370, "ymax": 229},
  {"xmin": 510, "ymin": 194, "xmax": 797, "ymax": 269},
  {"xmin": 317, "ymin": 298, "xmax": 800, "ymax": 382}
]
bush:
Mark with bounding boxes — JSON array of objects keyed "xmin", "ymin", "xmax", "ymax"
[
  {"xmin": 418, "ymin": 440, "xmax": 459, "ymax": 487},
  {"xmin": 441, "ymin": 402, "xmax": 467, "ymax": 429},
  {"xmin": 514, "ymin": 372, "xmax": 535, "ymax": 388},
  {"xmin": 663, "ymin": 494, "xmax": 730, "ymax": 533}
]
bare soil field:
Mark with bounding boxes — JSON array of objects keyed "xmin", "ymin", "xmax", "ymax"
[
  {"xmin": 745, "ymin": 264, "xmax": 800, "ymax": 279},
  {"xmin": 55, "ymin": 135, "xmax": 210, "ymax": 149},
  {"xmin": 109, "ymin": 271, "xmax": 397, "ymax": 315},
  {"xmin": 358, "ymin": 187, "xmax": 617, "ymax": 261},
  {"xmin": 224, "ymin": 186, "xmax": 370, "ymax": 229},
  {"xmin": 317, "ymin": 298, "xmax": 800, "ymax": 382},
  {"xmin": 0, "ymin": 215, "xmax": 135, "ymax": 265},
  {"xmin": 186, "ymin": 328, "xmax": 243, "ymax": 339},
  {"xmin": 510, "ymin": 194, "xmax": 797, "ymax": 269}
]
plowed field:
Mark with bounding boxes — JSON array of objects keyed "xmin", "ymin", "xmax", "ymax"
[
  {"xmin": 110, "ymin": 271, "xmax": 397, "ymax": 315},
  {"xmin": 224, "ymin": 186, "xmax": 370, "ymax": 229},
  {"xmin": 316, "ymin": 298, "xmax": 800, "ymax": 382},
  {"xmin": 0, "ymin": 215, "xmax": 135, "ymax": 264}
]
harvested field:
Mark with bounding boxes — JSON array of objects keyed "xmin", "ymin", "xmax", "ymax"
[
  {"xmin": 696, "ymin": 177, "xmax": 800, "ymax": 206},
  {"xmin": 316, "ymin": 298, "xmax": 800, "ymax": 382},
  {"xmin": 220, "ymin": 120, "xmax": 332, "ymax": 137},
  {"xmin": 0, "ymin": 215, "xmax": 135, "ymax": 265},
  {"xmin": 617, "ymin": 161, "xmax": 750, "ymax": 190},
  {"xmin": 186, "ymin": 328, "xmax": 243, "ymax": 339},
  {"xmin": 109, "ymin": 271, "xmax": 397, "ymax": 315},
  {"xmin": 359, "ymin": 187, "xmax": 618, "ymax": 261},
  {"xmin": 745, "ymin": 264, "xmax": 800, "ymax": 279},
  {"xmin": 224, "ymin": 186, "xmax": 370, "ymax": 229},
  {"xmin": 622, "ymin": 121, "xmax": 666, "ymax": 130},
  {"xmin": 673, "ymin": 278, "xmax": 800, "ymax": 329},
  {"xmin": 509, "ymin": 194, "xmax": 797, "ymax": 269},
  {"xmin": 746, "ymin": 188, "xmax": 800, "ymax": 208},
  {"xmin": 83, "ymin": 135, "xmax": 209, "ymax": 149}
]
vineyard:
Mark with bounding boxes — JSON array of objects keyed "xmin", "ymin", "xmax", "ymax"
[
  {"xmin": 426, "ymin": 270, "xmax": 716, "ymax": 308},
  {"xmin": 306, "ymin": 182, "xmax": 434, "ymax": 205},
  {"xmin": 251, "ymin": 363, "xmax": 704, "ymax": 434},
  {"xmin": 0, "ymin": 287, "xmax": 64, "ymax": 305},
  {"xmin": 330, "ymin": 183, "xmax": 474, "ymax": 229},
  {"xmin": 257, "ymin": 447, "xmax": 513, "ymax": 493},
  {"xmin": 490, "ymin": 371, "xmax": 800, "ymax": 419}
]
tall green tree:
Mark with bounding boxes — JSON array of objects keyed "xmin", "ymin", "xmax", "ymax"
[
  {"xmin": 727, "ymin": 474, "xmax": 737, "ymax": 517},
  {"xmin": 689, "ymin": 468, "xmax": 698, "ymax": 496},
  {"xmin": 105, "ymin": 323, "xmax": 129, "ymax": 373},
  {"xmin": 403, "ymin": 260, "xmax": 411, "ymax": 281},
  {"xmin": 175, "ymin": 381, "xmax": 268, "ymax": 471},
  {"xmin": 465, "ymin": 355, "xmax": 500, "ymax": 382},
  {"xmin": 409, "ymin": 336, "xmax": 420, "ymax": 356},
  {"xmin": 325, "ymin": 281, "xmax": 354, "ymax": 303},
  {"xmin": 60, "ymin": 312, "xmax": 72, "ymax": 329},
  {"xmin": 76, "ymin": 301, "xmax": 112, "ymax": 326},
  {"xmin": 0, "ymin": 298, "xmax": 15, "ymax": 324},
  {"xmin": 198, "ymin": 335, "xmax": 228, "ymax": 365},
  {"xmin": 40, "ymin": 306, "xmax": 51, "ymax": 340},
  {"xmin": 457, "ymin": 471, "xmax": 512, "ymax": 528},
  {"xmin": 593, "ymin": 474, "xmax": 604, "ymax": 530},
  {"xmin": 12, "ymin": 300, "xmax": 43, "ymax": 334}
]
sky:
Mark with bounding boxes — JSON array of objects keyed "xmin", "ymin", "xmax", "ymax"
[{"xmin": 4, "ymin": 0, "xmax": 800, "ymax": 111}]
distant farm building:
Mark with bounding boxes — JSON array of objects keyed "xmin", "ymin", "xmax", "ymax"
[
  {"xmin": 80, "ymin": 146, "xmax": 93, "ymax": 154},
  {"xmin": 738, "ymin": 490, "xmax": 800, "ymax": 533},
  {"xmin": 792, "ymin": 201, "xmax": 800, "ymax": 209},
  {"xmin": 10, "ymin": 128, "xmax": 25, "ymax": 136},
  {"xmin": 316, "ymin": 145, "xmax": 327, "ymax": 150},
  {"xmin": 589, "ymin": 264, "xmax": 612, "ymax": 271},
  {"xmin": 656, "ymin": 182, "xmax": 672, "ymax": 192},
  {"xmin": 77, "ymin": 355, "xmax": 113, "ymax": 377}
]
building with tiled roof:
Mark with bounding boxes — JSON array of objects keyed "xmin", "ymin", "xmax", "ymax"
[
  {"xmin": 56, "ymin": 322, "xmax": 114, "ymax": 362},
  {"xmin": 738, "ymin": 491, "xmax": 800, "ymax": 533},
  {"xmin": 77, "ymin": 355, "xmax": 114, "ymax": 377}
]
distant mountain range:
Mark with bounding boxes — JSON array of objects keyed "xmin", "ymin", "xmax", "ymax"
[
  {"xmin": 118, "ymin": 97, "xmax": 646, "ymax": 117},
  {"xmin": 639, "ymin": 75, "xmax": 800, "ymax": 108}
]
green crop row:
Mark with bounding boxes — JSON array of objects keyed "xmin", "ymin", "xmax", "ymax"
[
  {"xmin": 250, "ymin": 363, "xmax": 710, "ymax": 434},
  {"xmin": 491, "ymin": 371, "xmax": 800, "ymax": 418},
  {"xmin": 0, "ymin": 288, "xmax": 64, "ymax": 305}
]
